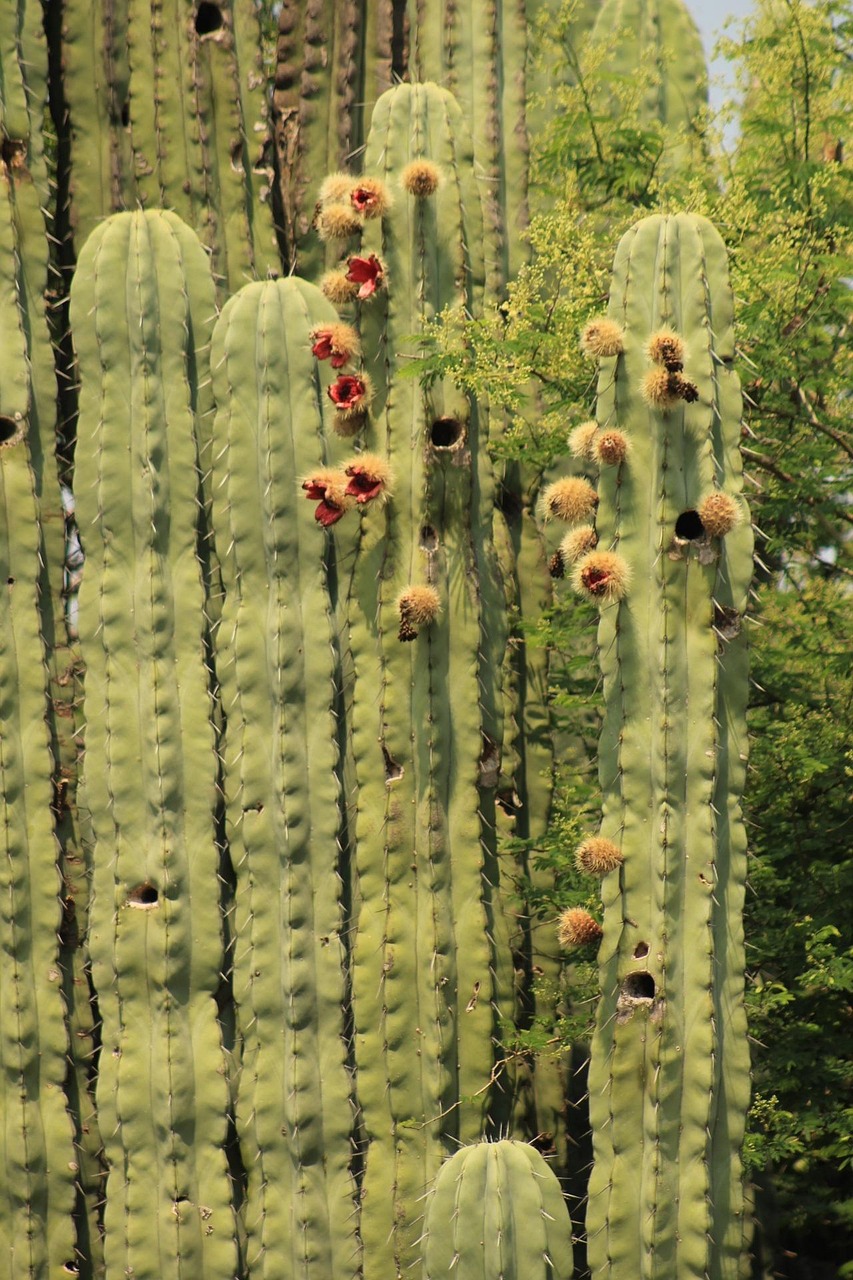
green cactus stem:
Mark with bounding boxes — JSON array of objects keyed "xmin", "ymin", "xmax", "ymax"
[
  {"xmin": 0, "ymin": 265, "xmax": 76, "ymax": 1277},
  {"xmin": 70, "ymin": 209, "xmax": 237, "ymax": 1279},
  {"xmin": 581, "ymin": 212, "xmax": 753, "ymax": 1278},
  {"xmin": 210, "ymin": 275, "xmax": 360, "ymax": 1279},
  {"xmin": 584, "ymin": 0, "xmax": 708, "ymax": 170},
  {"xmin": 341, "ymin": 80, "xmax": 515, "ymax": 1277},
  {"xmin": 423, "ymin": 1140, "xmax": 574, "ymax": 1280},
  {"xmin": 60, "ymin": 0, "xmax": 278, "ymax": 291}
]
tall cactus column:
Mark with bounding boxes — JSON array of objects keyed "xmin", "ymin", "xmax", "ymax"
[
  {"xmin": 70, "ymin": 210, "xmax": 238, "ymax": 1279},
  {"xmin": 576, "ymin": 213, "xmax": 753, "ymax": 1278},
  {"xmin": 209, "ymin": 276, "xmax": 359, "ymax": 1279},
  {"xmin": 340, "ymin": 82, "xmax": 515, "ymax": 1278}
]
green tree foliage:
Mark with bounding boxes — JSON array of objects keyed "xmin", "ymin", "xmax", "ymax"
[{"xmin": 415, "ymin": 1, "xmax": 852, "ymax": 1274}]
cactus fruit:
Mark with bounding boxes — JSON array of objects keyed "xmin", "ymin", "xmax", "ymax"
[
  {"xmin": 424, "ymin": 1140, "xmax": 574, "ymax": 1280},
  {"xmin": 579, "ymin": 212, "xmax": 753, "ymax": 1278}
]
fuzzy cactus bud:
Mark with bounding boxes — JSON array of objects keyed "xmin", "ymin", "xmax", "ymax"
[
  {"xmin": 595, "ymin": 429, "xmax": 630, "ymax": 466},
  {"xmin": 575, "ymin": 836, "xmax": 624, "ymax": 876},
  {"xmin": 316, "ymin": 203, "xmax": 364, "ymax": 241},
  {"xmin": 401, "ymin": 159, "xmax": 442, "ymax": 197},
  {"xmin": 572, "ymin": 549, "xmax": 631, "ymax": 603},
  {"xmin": 557, "ymin": 907, "xmax": 603, "ymax": 948},
  {"xmin": 698, "ymin": 491, "xmax": 741, "ymax": 537},
  {"xmin": 560, "ymin": 526, "xmax": 598, "ymax": 564},
  {"xmin": 542, "ymin": 476, "xmax": 599, "ymax": 524},
  {"xmin": 321, "ymin": 270, "xmax": 360, "ymax": 305},
  {"xmin": 396, "ymin": 585, "xmax": 441, "ymax": 641},
  {"xmin": 581, "ymin": 317, "xmax": 624, "ymax": 359},
  {"xmin": 569, "ymin": 420, "xmax": 600, "ymax": 461},
  {"xmin": 645, "ymin": 327, "xmax": 687, "ymax": 370}
]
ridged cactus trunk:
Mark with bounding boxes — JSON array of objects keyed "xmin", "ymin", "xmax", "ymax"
[
  {"xmin": 339, "ymin": 82, "xmax": 516, "ymax": 1278},
  {"xmin": 578, "ymin": 213, "xmax": 753, "ymax": 1278},
  {"xmin": 209, "ymin": 276, "xmax": 359, "ymax": 1278},
  {"xmin": 69, "ymin": 209, "xmax": 239, "ymax": 1277}
]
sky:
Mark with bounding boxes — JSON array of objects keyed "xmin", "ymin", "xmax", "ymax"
[{"xmin": 688, "ymin": 0, "xmax": 757, "ymax": 114}]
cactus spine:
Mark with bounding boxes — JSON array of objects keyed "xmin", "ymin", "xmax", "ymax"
[
  {"xmin": 70, "ymin": 209, "xmax": 237, "ymax": 1278},
  {"xmin": 210, "ymin": 277, "xmax": 359, "ymax": 1278},
  {"xmin": 424, "ymin": 1140, "xmax": 574, "ymax": 1280},
  {"xmin": 580, "ymin": 213, "xmax": 752, "ymax": 1278}
]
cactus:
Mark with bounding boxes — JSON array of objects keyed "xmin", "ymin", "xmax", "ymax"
[
  {"xmin": 338, "ymin": 81, "xmax": 517, "ymax": 1277},
  {"xmin": 210, "ymin": 276, "xmax": 360, "ymax": 1278},
  {"xmin": 423, "ymin": 1140, "xmax": 574, "ymax": 1280},
  {"xmin": 576, "ymin": 213, "xmax": 752, "ymax": 1278},
  {"xmin": 70, "ymin": 209, "xmax": 238, "ymax": 1278},
  {"xmin": 58, "ymin": 0, "xmax": 278, "ymax": 290},
  {"xmin": 583, "ymin": 0, "xmax": 708, "ymax": 168}
]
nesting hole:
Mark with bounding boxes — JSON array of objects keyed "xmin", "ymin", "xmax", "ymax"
[
  {"xmin": 126, "ymin": 882, "xmax": 159, "ymax": 909},
  {"xmin": 633, "ymin": 941, "xmax": 649, "ymax": 959},
  {"xmin": 195, "ymin": 2, "xmax": 223, "ymax": 36},
  {"xmin": 6, "ymin": 577, "xmax": 14, "ymax": 586},
  {"xmin": 675, "ymin": 509, "xmax": 705, "ymax": 541},
  {"xmin": 430, "ymin": 417, "xmax": 464, "ymax": 449},
  {"xmin": 420, "ymin": 524, "xmax": 439, "ymax": 552},
  {"xmin": 621, "ymin": 971, "xmax": 655, "ymax": 1000},
  {"xmin": 1, "ymin": 138, "xmax": 26, "ymax": 168},
  {"xmin": 382, "ymin": 746, "xmax": 403, "ymax": 785},
  {"xmin": 0, "ymin": 416, "xmax": 21, "ymax": 443},
  {"xmin": 496, "ymin": 789, "xmax": 521, "ymax": 817},
  {"xmin": 713, "ymin": 604, "xmax": 742, "ymax": 640}
]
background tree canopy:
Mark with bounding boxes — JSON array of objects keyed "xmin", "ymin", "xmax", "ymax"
[{"xmin": 411, "ymin": 1, "xmax": 853, "ymax": 1274}]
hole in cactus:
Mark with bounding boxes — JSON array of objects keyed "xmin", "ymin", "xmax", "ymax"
[
  {"xmin": 126, "ymin": 882, "xmax": 159, "ymax": 909},
  {"xmin": 6, "ymin": 577, "xmax": 13, "ymax": 586},
  {"xmin": 496, "ymin": 789, "xmax": 521, "ymax": 816},
  {"xmin": 382, "ymin": 746, "xmax": 403, "ymax": 785},
  {"xmin": 62, "ymin": 1266, "xmax": 79, "ymax": 1276},
  {"xmin": 420, "ymin": 525, "xmax": 438, "ymax": 552},
  {"xmin": 1, "ymin": 138, "xmax": 26, "ymax": 169},
  {"xmin": 675, "ymin": 509, "xmax": 705, "ymax": 541},
  {"xmin": 713, "ymin": 604, "xmax": 742, "ymax": 640},
  {"xmin": 633, "ymin": 941, "xmax": 649, "ymax": 959},
  {"xmin": 430, "ymin": 417, "xmax": 464, "ymax": 449},
  {"xmin": 195, "ymin": 2, "xmax": 223, "ymax": 36},
  {"xmin": 479, "ymin": 734, "xmax": 500, "ymax": 788},
  {"xmin": 120, "ymin": 102, "xmax": 130, "ymax": 128},
  {"xmin": 0, "ymin": 416, "xmax": 21, "ymax": 443},
  {"xmin": 621, "ymin": 971, "xmax": 655, "ymax": 1000}
]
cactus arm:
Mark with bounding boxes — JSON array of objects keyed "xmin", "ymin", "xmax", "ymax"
[
  {"xmin": 70, "ymin": 210, "xmax": 236, "ymax": 1280},
  {"xmin": 585, "ymin": 213, "xmax": 752, "ymax": 1278},
  {"xmin": 210, "ymin": 277, "xmax": 359, "ymax": 1279}
]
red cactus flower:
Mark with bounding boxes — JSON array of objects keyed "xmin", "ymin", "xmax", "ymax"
[
  {"xmin": 343, "ymin": 453, "xmax": 392, "ymax": 505},
  {"xmin": 328, "ymin": 374, "xmax": 369, "ymax": 414},
  {"xmin": 301, "ymin": 471, "xmax": 351, "ymax": 527},
  {"xmin": 345, "ymin": 253, "xmax": 385, "ymax": 299}
]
